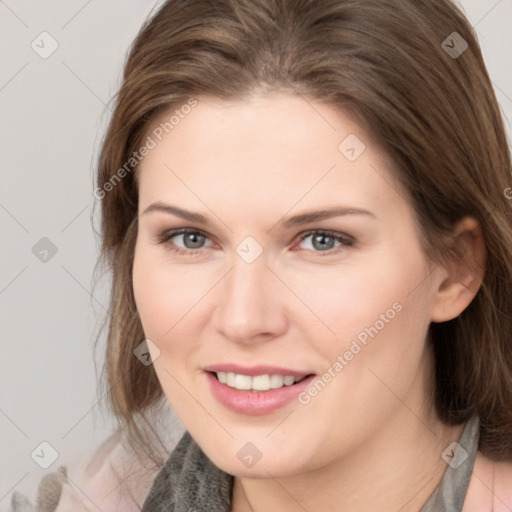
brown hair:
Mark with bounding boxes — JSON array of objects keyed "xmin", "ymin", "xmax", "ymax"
[{"xmin": 94, "ymin": 0, "xmax": 512, "ymax": 466}]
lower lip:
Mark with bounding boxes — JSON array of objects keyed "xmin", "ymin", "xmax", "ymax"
[{"xmin": 205, "ymin": 372, "xmax": 315, "ymax": 415}]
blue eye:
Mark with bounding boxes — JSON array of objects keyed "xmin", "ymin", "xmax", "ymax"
[
  {"xmin": 157, "ymin": 228, "xmax": 354, "ymax": 256},
  {"xmin": 157, "ymin": 229, "xmax": 213, "ymax": 256},
  {"xmin": 296, "ymin": 230, "xmax": 354, "ymax": 254}
]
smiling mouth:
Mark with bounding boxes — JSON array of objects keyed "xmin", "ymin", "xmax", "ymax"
[{"xmin": 210, "ymin": 371, "xmax": 312, "ymax": 391}]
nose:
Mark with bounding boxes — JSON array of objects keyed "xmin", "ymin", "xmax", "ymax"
[{"xmin": 213, "ymin": 253, "xmax": 288, "ymax": 345}]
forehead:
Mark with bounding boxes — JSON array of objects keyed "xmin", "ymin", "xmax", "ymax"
[
  {"xmin": 144, "ymin": 93, "xmax": 361, "ymax": 160},
  {"xmin": 137, "ymin": 93, "xmax": 407, "ymax": 219}
]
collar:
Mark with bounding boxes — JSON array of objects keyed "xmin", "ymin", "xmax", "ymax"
[{"xmin": 421, "ymin": 414, "xmax": 479, "ymax": 511}]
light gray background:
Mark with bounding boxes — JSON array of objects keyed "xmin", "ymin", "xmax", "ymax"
[{"xmin": 1, "ymin": 0, "xmax": 511, "ymax": 509}]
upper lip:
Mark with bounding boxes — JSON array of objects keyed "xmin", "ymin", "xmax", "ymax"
[{"xmin": 204, "ymin": 363, "xmax": 313, "ymax": 378}]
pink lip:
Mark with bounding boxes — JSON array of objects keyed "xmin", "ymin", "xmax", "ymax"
[
  {"xmin": 204, "ymin": 369, "xmax": 316, "ymax": 415},
  {"xmin": 204, "ymin": 363, "xmax": 310, "ymax": 378}
]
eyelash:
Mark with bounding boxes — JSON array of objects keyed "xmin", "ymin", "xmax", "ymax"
[{"xmin": 156, "ymin": 228, "xmax": 355, "ymax": 257}]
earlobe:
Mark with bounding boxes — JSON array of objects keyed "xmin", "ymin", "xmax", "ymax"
[{"xmin": 430, "ymin": 217, "xmax": 486, "ymax": 323}]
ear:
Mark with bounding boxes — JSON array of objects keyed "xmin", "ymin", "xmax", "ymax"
[{"xmin": 430, "ymin": 217, "xmax": 486, "ymax": 323}]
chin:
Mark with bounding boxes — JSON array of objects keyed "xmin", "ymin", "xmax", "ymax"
[{"xmin": 198, "ymin": 437, "xmax": 310, "ymax": 479}]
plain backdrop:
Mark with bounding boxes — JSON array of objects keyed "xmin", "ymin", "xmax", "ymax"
[{"xmin": 1, "ymin": 0, "xmax": 511, "ymax": 509}]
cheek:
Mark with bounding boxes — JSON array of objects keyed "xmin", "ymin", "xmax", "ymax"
[
  {"xmin": 288, "ymin": 249, "xmax": 434, "ymax": 396},
  {"xmin": 312, "ymin": 260, "xmax": 433, "ymax": 409},
  {"xmin": 132, "ymin": 245, "xmax": 214, "ymax": 341},
  {"xmin": 283, "ymin": 253, "xmax": 427, "ymax": 347},
  {"xmin": 293, "ymin": 276, "xmax": 433, "ymax": 459},
  {"xmin": 132, "ymin": 246, "xmax": 210, "ymax": 408}
]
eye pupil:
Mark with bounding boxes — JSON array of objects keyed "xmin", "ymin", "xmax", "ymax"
[
  {"xmin": 312, "ymin": 234, "xmax": 334, "ymax": 251},
  {"xmin": 184, "ymin": 232, "xmax": 205, "ymax": 249}
]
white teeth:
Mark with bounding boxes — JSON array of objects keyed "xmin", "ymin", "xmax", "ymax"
[
  {"xmin": 216, "ymin": 372, "xmax": 305, "ymax": 391},
  {"xmin": 226, "ymin": 372, "xmax": 236, "ymax": 387},
  {"xmin": 269, "ymin": 374, "xmax": 285, "ymax": 389},
  {"xmin": 235, "ymin": 374, "xmax": 252, "ymax": 390},
  {"xmin": 252, "ymin": 375, "xmax": 270, "ymax": 391},
  {"xmin": 283, "ymin": 376, "xmax": 295, "ymax": 386}
]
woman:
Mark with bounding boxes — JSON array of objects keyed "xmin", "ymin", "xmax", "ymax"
[{"xmin": 12, "ymin": 0, "xmax": 512, "ymax": 510}]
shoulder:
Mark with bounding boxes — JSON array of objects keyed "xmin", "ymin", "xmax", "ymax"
[
  {"xmin": 463, "ymin": 450, "xmax": 512, "ymax": 512},
  {"xmin": 8, "ymin": 430, "xmax": 161, "ymax": 512}
]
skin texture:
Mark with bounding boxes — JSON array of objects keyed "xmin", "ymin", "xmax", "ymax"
[{"xmin": 132, "ymin": 93, "xmax": 485, "ymax": 511}]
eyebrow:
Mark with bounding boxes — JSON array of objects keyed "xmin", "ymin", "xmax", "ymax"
[{"xmin": 141, "ymin": 202, "xmax": 375, "ymax": 229}]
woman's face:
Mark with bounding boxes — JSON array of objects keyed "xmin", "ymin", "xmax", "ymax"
[{"xmin": 133, "ymin": 93, "xmax": 444, "ymax": 477}]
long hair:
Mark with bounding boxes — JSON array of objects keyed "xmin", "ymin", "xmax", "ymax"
[{"xmin": 93, "ymin": 0, "xmax": 512, "ymax": 466}]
